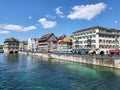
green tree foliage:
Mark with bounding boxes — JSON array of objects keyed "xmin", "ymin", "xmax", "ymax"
[{"xmin": 0, "ymin": 45, "xmax": 3, "ymax": 49}]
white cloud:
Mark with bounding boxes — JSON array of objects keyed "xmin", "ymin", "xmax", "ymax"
[
  {"xmin": 0, "ymin": 30, "xmax": 9, "ymax": 34},
  {"xmin": 55, "ymin": 7, "xmax": 65, "ymax": 18},
  {"xmin": 1, "ymin": 24, "xmax": 23, "ymax": 30},
  {"xmin": 67, "ymin": 2, "xmax": 106, "ymax": 20},
  {"xmin": 28, "ymin": 16, "xmax": 32, "ymax": 19},
  {"xmin": 38, "ymin": 18, "xmax": 56, "ymax": 28},
  {"xmin": 59, "ymin": 15, "xmax": 65, "ymax": 18},
  {"xmin": 45, "ymin": 15, "xmax": 56, "ymax": 19},
  {"xmin": 0, "ymin": 24, "xmax": 37, "ymax": 31},
  {"xmin": 55, "ymin": 7, "xmax": 63, "ymax": 15},
  {"xmin": 23, "ymin": 26, "xmax": 37, "ymax": 31}
]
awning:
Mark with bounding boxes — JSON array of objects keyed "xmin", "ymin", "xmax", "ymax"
[
  {"xmin": 73, "ymin": 49, "xmax": 89, "ymax": 53},
  {"xmin": 88, "ymin": 50, "xmax": 95, "ymax": 53},
  {"xmin": 109, "ymin": 50, "xmax": 120, "ymax": 53}
]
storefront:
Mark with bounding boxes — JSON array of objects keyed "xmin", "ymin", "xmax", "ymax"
[{"xmin": 109, "ymin": 50, "xmax": 120, "ymax": 55}]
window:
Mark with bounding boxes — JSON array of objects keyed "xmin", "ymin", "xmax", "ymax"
[
  {"xmin": 93, "ymin": 35, "xmax": 96, "ymax": 38},
  {"xmin": 106, "ymin": 45, "xmax": 108, "ymax": 48},
  {"xmin": 99, "ymin": 40, "xmax": 102, "ymax": 43},
  {"xmin": 103, "ymin": 40, "xmax": 105, "ymax": 43},
  {"xmin": 113, "ymin": 40, "xmax": 115, "ymax": 43},
  {"xmin": 92, "ymin": 40, "xmax": 96, "ymax": 43},
  {"xmin": 93, "ymin": 30, "xmax": 96, "ymax": 33},
  {"xmin": 106, "ymin": 40, "xmax": 108, "ymax": 43},
  {"xmin": 80, "ymin": 41, "xmax": 83, "ymax": 44},
  {"xmin": 84, "ymin": 40, "xmax": 87, "ymax": 44},
  {"xmin": 91, "ymin": 45, "xmax": 95, "ymax": 48},
  {"xmin": 89, "ymin": 31, "xmax": 92, "ymax": 34},
  {"xmin": 99, "ymin": 45, "xmax": 103, "ymax": 48},
  {"xmin": 109, "ymin": 40, "xmax": 112, "ymax": 44}
]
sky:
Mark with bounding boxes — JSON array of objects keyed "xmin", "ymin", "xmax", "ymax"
[{"xmin": 0, "ymin": 0, "xmax": 120, "ymax": 44}]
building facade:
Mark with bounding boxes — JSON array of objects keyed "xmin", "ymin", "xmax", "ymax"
[
  {"xmin": 19, "ymin": 41, "xmax": 28, "ymax": 51},
  {"xmin": 38, "ymin": 33, "xmax": 58, "ymax": 52},
  {"xmin": 57, "ymin": 36, "xmax": 72, "ymax": 53},
  {"xmin": 72, "ymin": 26, "xmax": 120, "ymax": 54},
  {"xmin": 3, "ymin": 37, "xmax": 19, "ymax": 53},
  {"xmin": 27, "ymin": 38, "xmax": 39, "ymax": 52}
]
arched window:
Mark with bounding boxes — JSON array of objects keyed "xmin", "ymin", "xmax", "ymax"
[
  {"xmin": 99, "ymin": 45, "xmax": 103, "ymax": 48},
  {"xmin": 109, "ymin": 40, "xmax": 112, "ymax": 43},
  {"xmin": 106, "ymin": 40, "xmax": 108, "ymax": 43},
  {"xmin": 110, "ymin": 45, "xmax": 113, "ymax": 48},
  {"xmin": 106, "ymin": 45, "xmax": 109, "ymax": 48},
  {"xmin": 103, "ymin": 40, "xmax": 105, "ymax": 43},
  {"xmin": 113, "ymin": 45, "xmax": 115, "ymax": 48},
  {"xmin": 108, "ymin": 45, "xmax": 112, "ymax": 48}
]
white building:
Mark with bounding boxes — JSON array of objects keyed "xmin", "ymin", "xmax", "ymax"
[
  {"xmin": 28, "ymin": 38, "xmax": 39, "ymax": 52},
  {"xmin": 72, "ymin": 26, "xmax": 120, "ymax": 54}
]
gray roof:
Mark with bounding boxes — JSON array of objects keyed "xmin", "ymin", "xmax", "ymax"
[
  {"xmin": 20, "ymin": 41, "xmax": 28, "ymax": 45},
  {"xmin": 39, "ymin": 33, "xmax": 56, "ymax": 42},
  {"xmin": 73, "ymin": 26, "xmax": 119, "ymax": 34},
  {"xmin": 4, "ymin": 37, "xmax": 19, "ymax": 43}
]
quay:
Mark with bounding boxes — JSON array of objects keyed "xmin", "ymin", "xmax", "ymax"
[{"xmin": 19, "ymin": 51, "xmax": 120, "ymax": 69}]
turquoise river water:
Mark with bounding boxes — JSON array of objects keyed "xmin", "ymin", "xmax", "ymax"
[{"xmin": 1, "ymin": 53, "xmax": 120, "ymax": 90}]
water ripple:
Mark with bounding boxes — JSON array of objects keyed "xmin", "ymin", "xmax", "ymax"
[{"xmin": 0, "ymin": 54, "xmax": 120, "ymax": 90}]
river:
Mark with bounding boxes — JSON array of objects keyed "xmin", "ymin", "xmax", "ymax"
[{"xmin": 0, "ymin": 53, "xmax": 120, "ymax": 90}]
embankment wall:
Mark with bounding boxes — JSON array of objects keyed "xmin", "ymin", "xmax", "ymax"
[{"xmin": 19, "ymin": 51, "xmax": 120, "ymax": 69}]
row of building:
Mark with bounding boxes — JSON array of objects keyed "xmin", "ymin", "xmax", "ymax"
[
  {"xmin": 3, "ymin": 33, "xmax": 72, "ymax": 54},
  {"xmin": 3, "ymin": 26, "xmax": 120, "ymax": 55}
]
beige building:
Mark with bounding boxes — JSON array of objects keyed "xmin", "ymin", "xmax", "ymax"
[
  {"xmin": 72, "ymin": 26, "xmax": 120, "ymax": 54},
  {"xmin": 38, "ymin": 33, "xmax": 58, "ymax": 52},
  {"xmin": 19, "ymin": 41, "xmax": 28, "ymax": 51},
  {"xmin": 57, "ymin": 36, "xmax": 72, "ymax": 53},
  {"xmin": 3, "ymin": 37, "xmax": 19, "ymax": 53}
]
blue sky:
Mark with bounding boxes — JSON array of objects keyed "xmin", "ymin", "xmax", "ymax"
[{"xmin": 0, "ymin": 0, "xmax": 120, "ymax": 44}]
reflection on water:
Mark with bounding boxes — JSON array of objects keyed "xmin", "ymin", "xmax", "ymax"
[
  {"xmin": 4, "ymin": 53, "xmax": 19, "ymax": 62},
  {"xmin": 0, "ymin": 53, "xmax": 120, "ymax": 90},
  {"xmin": 65, "ymin": 64, "xmax": 98, "ymax": 78}
]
